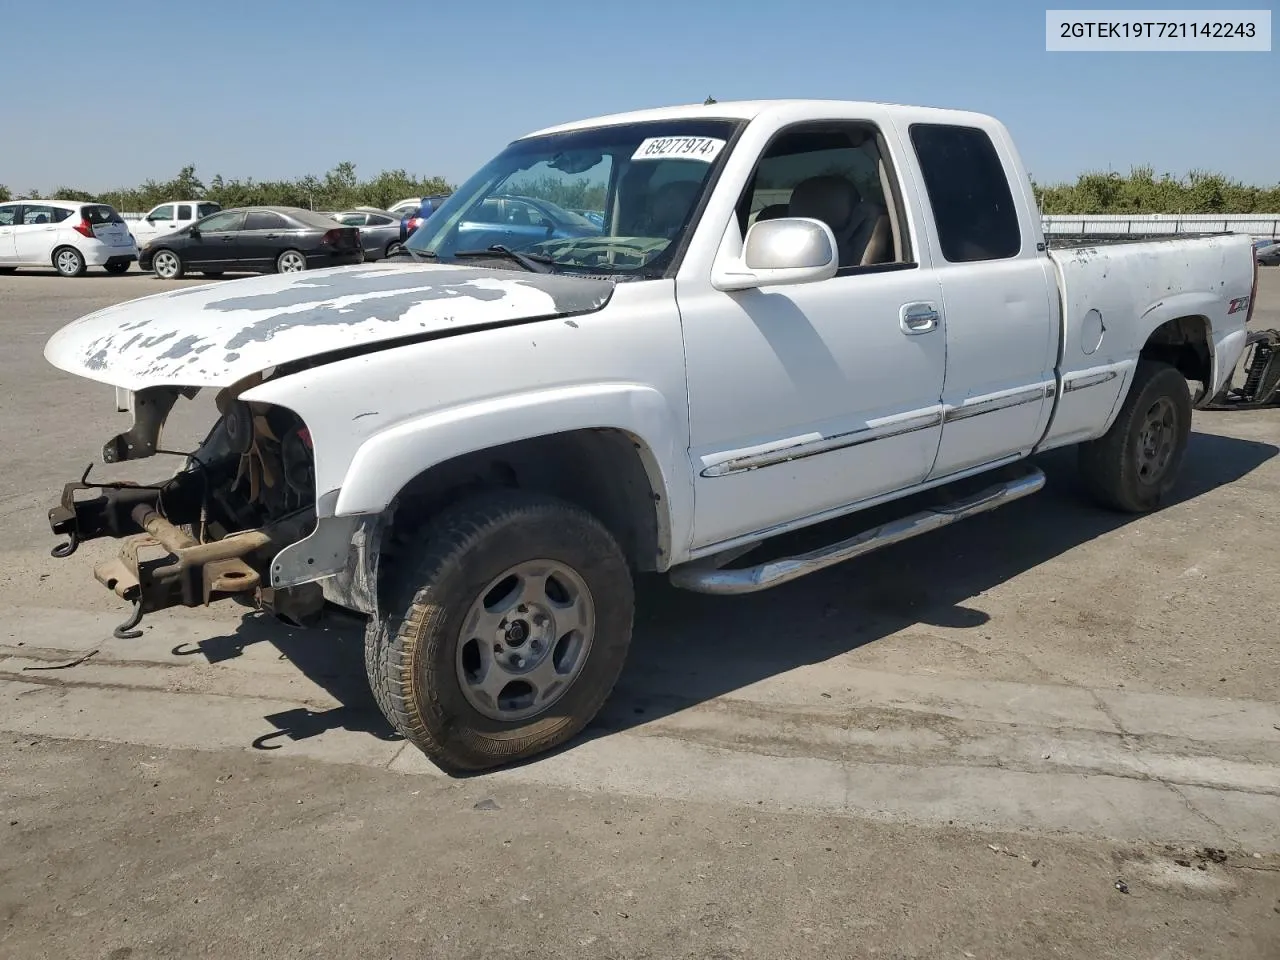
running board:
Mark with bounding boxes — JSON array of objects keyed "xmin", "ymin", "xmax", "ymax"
[{"xmin": 669, "ymin": 465, "xmax": 1046, "ymax": 596}]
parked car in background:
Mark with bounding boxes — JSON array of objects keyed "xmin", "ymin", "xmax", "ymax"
[
  {"xmin": 139, "ymin": 206, "xmax": 363, "ymax": 279},
  {"xmin": 1254, "ymin": 238, "xmax": 1280, "ymax": 266},
  {"xmin": 331, "ymin": 207, "xmax": 405, "ymax": 261},
  {"xmin": 395, "ymin": 195, "xmax": 452, "ymax": 242},
  {"xmin": 388, "ymin": 195, "xmax": 451, "ymax": 219},
  {"xmin": 0, "ymin": 200, "xmax": 137, "ymax": 277},
  {"xmin": 447, "ymin": 193, "xmax": 602, "ymax": 249},
  {"xmin": 130, "ymin": 200, "xmax": 223, "ymax": 247},
  {"xmin": 569, "ymin": 208, "xmax": 606, "ymax": 227}
]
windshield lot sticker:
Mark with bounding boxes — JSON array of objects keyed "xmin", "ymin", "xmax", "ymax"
[{"xmin": 631, "ymin": 137, "xmax": 726, "ymax": 162}]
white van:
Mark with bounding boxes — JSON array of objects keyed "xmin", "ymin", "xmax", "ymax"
[{"xmin": 0, "ymin": 200, "xmax": 138, "ymax": 277}]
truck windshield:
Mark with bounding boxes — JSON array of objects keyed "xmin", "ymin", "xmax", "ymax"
[{"xmin": 405, "ymin": 117, "xmax": 744, "ymax": 277}]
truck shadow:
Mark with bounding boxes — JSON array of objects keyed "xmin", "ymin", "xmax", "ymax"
[
  {"xmin": 180, "ymin": 429, "xmax": 1275, "ymax": 765},
  {"xmin": 577, "ymin": 428, "xmax": 1278, "ymax": 754}
]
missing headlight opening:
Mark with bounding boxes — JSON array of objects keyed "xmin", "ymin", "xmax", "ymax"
[{"xmin": 48, "ymin": 385, "xmax": 321, "ymax": 637}]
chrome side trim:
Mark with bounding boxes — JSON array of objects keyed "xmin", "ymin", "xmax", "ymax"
[
  {"xmin": 942, "ymin": 385, "xmax": 1049, "ymax": 423},
  {"xmin": 700, "ymin": 411, "xmax": 942, "ymax": 478},
  {"xmin": 670, "ymin": 464, "xmax": 1046, "ymax": 595},
  {"xmin": 1063, "ymin": 369, "xmax": 1119, "ymax": 394}
]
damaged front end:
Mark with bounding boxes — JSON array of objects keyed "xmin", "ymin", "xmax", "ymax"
[{"xmin": 48, "ymin": 382, "xmax": 329, "ymax": 637}]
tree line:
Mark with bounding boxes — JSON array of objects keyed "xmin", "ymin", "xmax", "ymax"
[
  {"xmin": 3, "ymin": 164, "xmax": 1279, "ymax": 215},
  {"xmin": 0, "ymin": 163, "xmax": 453, "ymax": 213},
  {"xmin": 1032, "ymin": 166, "xmax": 1280, "ymax": 215}
]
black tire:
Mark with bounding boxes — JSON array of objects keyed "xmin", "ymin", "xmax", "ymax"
[
  {"xmin": 385, "ymin": 241, "xmax": 403, "ymax": 259},
  {"xmin": 202, "ymin": 270, "xmax": 225, "ymax": 278},
  {"xmin": 0, "ymin": 267, "xmax": 15, "ymax": 274},
  {"xmin": 52, "ymin": 246, "xmax": 86, "ymax": 278},
  {"xmin": 1078, "ymin": 359, "xmax": 1192, "ymax": 513},
  {"xmin": 103, "ymin": 260, "xmax": 130, "ymax": 275},
  {"xmin": 151, "ymin": 248, "xmax": 184, "ymax": 280},
  {"xmin": 366, "ymin": 490, "xmax": 635, "ymax": 773}
]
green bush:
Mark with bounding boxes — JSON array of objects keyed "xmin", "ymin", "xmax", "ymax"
[
  {"xmin": 36, "ymin": 163, "xmax": 454, "ymax": 214},
  {"xmin": 1033, "ymin": 166, "xmax": 1280, "ymax": 215}
]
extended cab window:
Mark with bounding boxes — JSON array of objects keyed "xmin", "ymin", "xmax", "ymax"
[
  {"xmin": 737, "ymin": 123, "xmax": 910, "ymax": 270},
  {"xmin": 177, "ymin": 204, "xmax": 193, "ymax": 220},
  {"xmin": 909, "ymin": 123, "xmax": 1021, "ymax": 262}
]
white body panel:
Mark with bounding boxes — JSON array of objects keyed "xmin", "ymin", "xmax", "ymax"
[
  {"xmin": 0, "ymin": 200, "xmax": 138, "ymax": 268},
  {"xmin": 41, "ymin": 99, "xmax": 1258, "ymax": 577}
]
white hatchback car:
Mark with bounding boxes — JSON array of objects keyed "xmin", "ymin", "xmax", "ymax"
[{"xmin": 0, "ymin": 200, "xmax": 139, "ymax": 277}]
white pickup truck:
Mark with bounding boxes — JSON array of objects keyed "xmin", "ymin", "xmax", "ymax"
[
  {"xmin": 43, "ymin": 99, "xmax": 1258, "ymax": 773},
  {"xmin": 128, "ymin": 200, "xmax": 222, "ymax": 247}
]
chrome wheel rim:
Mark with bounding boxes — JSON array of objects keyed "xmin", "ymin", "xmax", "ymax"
[
  {"xmin": 1136, "ymin": 396, "xmax": 1177, "ymax": 483},
  {"xmin": 279, "ymin": 251, "xmax": 305, "ymax": 272},
  {"xmin": 153, "ymin": 252, "xmax": 178, "ymax": 278},
  {"xmin": 56, "ymin": 250, "xmax": 81, "ymax": 275},
  {"xmin": 454, "ymin": 560, "xmax": 596, "ymax": 722}
]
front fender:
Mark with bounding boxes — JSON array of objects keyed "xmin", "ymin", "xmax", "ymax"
[{"xmin": 332, "ymin": 382, "xmax": 690, "ymax": 559}]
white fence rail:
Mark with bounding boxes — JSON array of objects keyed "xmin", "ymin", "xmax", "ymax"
[{"xmin": 1042, "ymin": 214, "xmax": 1280, "ymax": 238}]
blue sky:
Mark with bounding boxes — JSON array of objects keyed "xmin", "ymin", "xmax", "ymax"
[{"xmin": 1, "ymin": 0, "xmax": 1275, "ymax": 192}]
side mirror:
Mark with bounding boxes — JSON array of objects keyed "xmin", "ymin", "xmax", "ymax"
[{"xmin": 711, "ymin": 217, "xmax": 838, "ymax": 292}]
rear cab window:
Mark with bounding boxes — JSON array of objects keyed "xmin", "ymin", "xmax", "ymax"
[
  {"xmin": 197, "ymin": 203, "xmax": 221, "ymax": 218},
  {"xmin": 908, "ymin": 123, "xmax": 1021, "ymax": 263}
]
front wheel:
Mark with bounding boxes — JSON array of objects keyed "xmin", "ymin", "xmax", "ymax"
[
  {"xmin": 1078, "ymin": 359, "xmax": 1192, "ymax": 513},
  {"xmin": 53, "ymin": 247, "xmax": 86, "ymax": 278},
  {"xmin": 276, "ymin": 249, "xmax": 306, "ymax": 273},
  {"xmin": 365, "ymin": 490, "xmax": 635, "ymax": 773},
  {"xmin": 152, "ymin": 249, "xmax": 184, "ymax": 279}
]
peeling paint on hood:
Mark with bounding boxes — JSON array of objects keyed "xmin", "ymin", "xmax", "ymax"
[{"xmin": 44, "ymin": 261, "xmax": 616, "ymax": 390}]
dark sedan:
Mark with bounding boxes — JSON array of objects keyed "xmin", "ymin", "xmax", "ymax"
[{"xmin": 139, "ymin": 206, "xmax": 364, "ymax": 279}]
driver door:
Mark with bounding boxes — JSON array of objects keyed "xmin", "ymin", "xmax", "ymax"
[
  {"xmin": 185, "ymin": 210, "xmax": 246, "ymax": 269},
  {"xmin": 678, "ymin": 119, "xmax": 948, "ymax": 550}
]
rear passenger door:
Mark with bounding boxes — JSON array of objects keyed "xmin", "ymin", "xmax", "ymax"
[
  {"xmin": 239, "ymin": 211, "xmax": 292, "ymax": 268},
  {"xmin": 905, "ymin": 122, "xmax": 1060, "ymax": 480}
]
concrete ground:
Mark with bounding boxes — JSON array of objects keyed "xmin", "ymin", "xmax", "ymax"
[{"xmin": 1, "ymin": 265, "xmax": 1278, "ymax": 959}]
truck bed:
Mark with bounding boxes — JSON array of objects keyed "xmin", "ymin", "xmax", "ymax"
[{"xmin": 1045, "ymin": 232, "xmax": 1231, "ymax": 248}]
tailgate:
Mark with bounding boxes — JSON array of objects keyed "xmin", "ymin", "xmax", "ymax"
[{"xmin": 83, "ymin": 205, "xmax": 134, "ymax": 247}]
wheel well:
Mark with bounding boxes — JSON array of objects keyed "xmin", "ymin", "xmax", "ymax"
[
  {"xmin": 383, "ymin": 429, "xmax": 664, "ymax": 572},
  {"xmin": 1141, "ymin": 315, "xmax": 1212, "ymax": 398},
  {"xmin": 50, "ymin": 244, "xmax": 80, "ymax": 263}
]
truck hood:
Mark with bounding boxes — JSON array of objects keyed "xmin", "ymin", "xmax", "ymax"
[{"xmin": 44, "ymin": 261, "xmax": 616, "ymax": 391}]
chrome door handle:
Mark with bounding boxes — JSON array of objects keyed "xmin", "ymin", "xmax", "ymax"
[{"xmin": 900, "ymin": 302, "xmax": 940, "ymax": 334}]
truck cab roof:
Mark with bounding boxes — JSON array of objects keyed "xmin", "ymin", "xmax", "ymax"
[{"xmin": 521, "ymin": 98, "xmax": 1003, "ymax": 139}]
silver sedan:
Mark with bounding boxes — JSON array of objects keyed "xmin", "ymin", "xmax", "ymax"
[{"xmin": 330, "ymin": 208, "xmax": 406, "ymax": 262}]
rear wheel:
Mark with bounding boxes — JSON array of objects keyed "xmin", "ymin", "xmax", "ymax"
[
  {"xmin": 152, "ymin": 249, "xmax": 184, "ymax": 279},
  {"xmin": 277, "ymin": 249, "xmax": 306, "ymax": 273},
  {"xmin": 53, "ymin": 247, "xmax": 86, "ymax": 278},
  {"xmin": 385, "ymin": 241, "xmax": 403, "ymax": 259},
  {"xmin": 1078, "ymin": 360, "xmax": 1192, "ymax": 513},
  {"xmin": 365, "ymin": 490, "xmax": 635, "ymax": 773},
  {"xmin": 103, "ymin": 260, "xmax": 130, "ymax": 275}
]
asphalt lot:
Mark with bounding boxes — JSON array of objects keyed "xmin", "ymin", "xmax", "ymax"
[{"xmin": 2, "ymin": 264, "xmax": 1279, "ymax": 959}]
